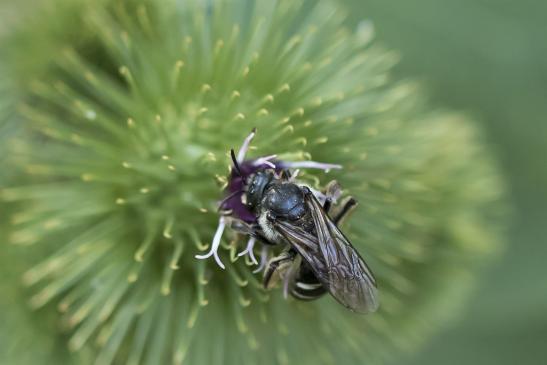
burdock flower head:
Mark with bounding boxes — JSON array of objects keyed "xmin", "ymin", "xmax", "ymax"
[{"xmin": 1, "ymin": 0, "xmax": 504, "ymax": 364}]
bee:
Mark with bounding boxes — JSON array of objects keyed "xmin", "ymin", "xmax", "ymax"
[{"xmin": 196, "ymin": 129, "xmax": 378, "ymax": 313}]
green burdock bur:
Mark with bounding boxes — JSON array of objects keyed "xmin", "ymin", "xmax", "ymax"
[{"xmin": 0, "ymin": 0, "xmax": 505, "ymax": 364}]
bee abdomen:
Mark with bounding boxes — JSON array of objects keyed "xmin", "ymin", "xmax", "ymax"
[
  {"xmin": 291, "ymin": 280, "xmax": 327, "ymax": 301},
  {"xmin": 289, "ymin": 260, "xmax": 327, "ymax": 301}
]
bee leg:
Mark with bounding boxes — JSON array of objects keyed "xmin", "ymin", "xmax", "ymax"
[
  {"xmin": 228, "ymin": 218, "xmax": 254, "ymax": 235},
  {"xmin": 332, "ymin": 197, "xmax": 358, "ymax": 225},
  {"xmin": 229, "ymin": 219, "xmax": 276, "ymax": 246},
  {"xmin": 263, "ymin": 249, "xmax": 297, "ymax": 290},
  {"xmin": 323, "ymin": 180, "xmax": 342, "ymax": 214},
  {"xmin": 323, "ymin": 199, "xmax": 332, "ymax": 213},
  {"xmin": 282, "ymin": 254, "xmax": 302, "ymax": 299}
]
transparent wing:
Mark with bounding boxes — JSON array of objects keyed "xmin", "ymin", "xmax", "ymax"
[
  {"xmin": 274, "ymin": 220, "xmax": 328, "ymax": 282},
  {"xmin": 273, "ymin": 190, "xmax": 378, "ymax": 313},
  {"xmin": 304, "ymin": 188, "xmax": 378, "ymax": 313}
]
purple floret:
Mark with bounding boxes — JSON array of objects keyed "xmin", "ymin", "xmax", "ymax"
[{"xmin": 220, "ymin": 160, "xmax": 281, "ymax": 223}]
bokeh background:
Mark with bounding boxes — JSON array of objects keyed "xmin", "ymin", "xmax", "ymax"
[
  {"xmin": 1, "ymin": 0, "xmax": 545, "ymax": 364},
  {"xmin": 341, "ymin": 1, "xmax": 547, "ymax": 364}
]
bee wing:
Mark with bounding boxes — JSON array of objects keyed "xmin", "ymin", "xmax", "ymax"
[
  {"xmin": 273, "ymin": 190, "xmax": 378, "ymax": 313},
  {"xmin": 274, "ymin": 220, "xmax": 328, "ymax": 281},
  {"xmin": 304, "ymin": 189, "xmax": 379, "ymax": 313}
]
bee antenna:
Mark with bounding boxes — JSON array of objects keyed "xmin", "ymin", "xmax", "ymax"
[{"xmin": 230, "ymin": 149, "xmax": 243, "ymax": 176}]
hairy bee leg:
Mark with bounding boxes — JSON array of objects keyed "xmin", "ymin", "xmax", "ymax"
[
  {"xmin": 325, "ymin": 180, "xmax": 342, "ymax": 201},
  {"xmin": 229, "ymin": 219, "xmax": 275, "ymax": 246},
  {"xmin": 282, "ymin": 254, "xmax": 302, "ymax": 299},
  {"xmin": 263, "ymin": 249, "xmax": 297, "ymax": 290},
  {"xmin": 333, "ymin": 197, "xmax": 358, "ymax": 225}
]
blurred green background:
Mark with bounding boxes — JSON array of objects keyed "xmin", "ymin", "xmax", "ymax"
[
  {"xmin": 1, "ymin": 0, "xmax": 545, "ymax": 364},
  {"xmin": 341, "ymin": 0, "xmax": 547, "ymax": 364}
]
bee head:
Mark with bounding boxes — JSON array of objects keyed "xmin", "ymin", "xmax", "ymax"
[{"xmin": 245, "ymin": 170, "xmax": 274, "ymax": 209}]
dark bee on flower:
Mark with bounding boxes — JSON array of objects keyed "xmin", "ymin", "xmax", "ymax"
[{"xmin": 196, "ymin": 129, "xmax": 379, "ymax": 313}]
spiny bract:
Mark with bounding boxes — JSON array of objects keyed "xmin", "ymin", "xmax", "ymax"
[{"xmin": 1, "ymin": 0, "xmax": 503, "ymax": 364}]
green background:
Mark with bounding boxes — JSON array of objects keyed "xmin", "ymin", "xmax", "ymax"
[{"xmin": 342, "ymin": 0, "xmax": 547, "ymax": 364}]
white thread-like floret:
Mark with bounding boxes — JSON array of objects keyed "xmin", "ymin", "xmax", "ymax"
[
  {"xmin": 237, "ymin": 236, "xmax": 258, "ymax": 265},
  {"xmin": 253, "ymin": 246, "xmax": 270, "ymax": 273},
  {"xmin": 237, "ymin": 129, "xmax": 256, "ymax": 162},
  {"xmin": 281, "ymin": 160, "xmax": 342, "ymax": 172},
  {"xmin": 195, "ymin": 216, "xmax": 226, "ymax": 269},
  {"xmin": 253, "ymin": 154, "xmax": 277, "ymax": 169}
]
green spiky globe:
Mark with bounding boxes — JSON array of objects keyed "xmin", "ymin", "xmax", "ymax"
[{"xmin": 0, "ymin": 0, "xmax": 504, "ymax": 364}]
